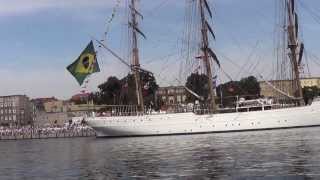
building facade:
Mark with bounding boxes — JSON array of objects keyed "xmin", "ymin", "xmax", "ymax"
[
  {"xmin": 0, "ymin": 95, "xmax": 35, "ymax": 127},
  {"xmin": 33, "ymin": 97, "xmax": 102, "ymax": 126},
  {"xmin": 156, "ymin": 86, "xmax": 187, "ymax": 105},
  {"xmin": 300, "ymin": 77, "xmax": 320, "ymax": 88},
  {"xmin": 43, "ymin": 100, "xmax": 69, "ymax": 113},
  {"xmin": 259, "ymin": 77, "xmax": 320, "ymax": 98},
  {"xmin": 34, "ymin": 111, "xmax": 70, "ymax": 127}
]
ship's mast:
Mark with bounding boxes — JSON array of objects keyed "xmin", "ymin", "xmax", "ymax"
[
  {"xmin": 286, "ymin": 0, "xmax": 304, "ymax": 104},
  {"xmin": 199, "ymin": 0, "xmax": 217, "ymax": 113},
  {"xmin": 130, "ymin": 0, "xmax": 145, "ymax": 112}
]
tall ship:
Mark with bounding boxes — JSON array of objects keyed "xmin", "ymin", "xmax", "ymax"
[{"xmin": 82, "ymin": 0, "xmax": 320, "ymax": 137}]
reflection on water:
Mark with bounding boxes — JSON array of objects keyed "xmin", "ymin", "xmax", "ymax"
[{"xmin": 1, "ymin": 127, "xmax": 320, "ymax": 179}]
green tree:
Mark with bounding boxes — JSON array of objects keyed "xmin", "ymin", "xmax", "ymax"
[
  {"xmin": 97, "ymin": 76, "xmax": 121, "ymax": 104},
  {"xmin": 239, "ymin": 76, "xmax": 261, "ymax": 98},
  {"xmin": 302, "ymin": 86, "xmax": 320, "ymax": 104},
  {"xmin": 185, "ymin": 73, "xmax": 209, "ymax": 103},
  {"xmin": 95, "ymin": 72, "xmax": 159, "ymax": 106},
  {"xmin": 216, "ymin": 76, "xmax": 260, "ymax": 107},
  {"xmin": 121, "ymin": 72, "xmax": 158, "ymax": 106},
  {"xmin": 216, "ymin": 81, "xmax": 241, "ymax": 107}
]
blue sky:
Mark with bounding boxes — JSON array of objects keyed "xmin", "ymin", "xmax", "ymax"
[{"xmin": 0, "ymin": 0, "xmax": 320, "ymax": 99}]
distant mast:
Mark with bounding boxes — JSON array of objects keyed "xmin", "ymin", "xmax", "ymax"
[
  {"xmin": 130, "ymin": 0, "xmax": 145, "ymax": 112},
  {"xmin": 199, "ymin": 0, "xmax": 218, "ymax": 113},
  {"xmin": 286, "ymin": 0, "xmax": 304, "ymax": 104}
]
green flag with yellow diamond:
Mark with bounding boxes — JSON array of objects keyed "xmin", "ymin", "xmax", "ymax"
[{"xmin": 67, "ymin": 41, "xmax": 100, "ymax": 85}]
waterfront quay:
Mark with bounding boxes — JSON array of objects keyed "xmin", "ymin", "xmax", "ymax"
[{"xmin": 0, "ymin": 125, "xmax": 96, "ymax": 140}]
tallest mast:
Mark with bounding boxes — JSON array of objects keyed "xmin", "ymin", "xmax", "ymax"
[
  {"xmin": 130, "ymin": 0, "xmax": 145, "ymax": 112},
  {"xmin": 286, "ymin": 0, "xmax": 304, "ymax": 104},
  {"xmin": 199, "ymin": 0, "xmax": 218, "ymax": 113}
]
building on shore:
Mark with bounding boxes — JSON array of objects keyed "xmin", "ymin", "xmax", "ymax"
[
  {"xmin": 70, "ymin": 93, "xmax": 91, "ymax": 104},
  {"xmin": 0, "ymin": 95, "xmax": 35, "ymax": 127},
  {"xmin": 156, "ymin": 86, "xmax": 187, "ymax": 105},
  {"xmin": 259, "ymin": 77, "xmax": 320, "ymax": 98},
  {"xmin": 32, "ymin": 96, "xmax": 103, "ymax": 127},
  {"xmin": 34, "ymin": 111, "xmax": 70, "ymax": 127}
]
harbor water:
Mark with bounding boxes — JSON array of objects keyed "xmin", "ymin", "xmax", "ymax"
[{"xmin": 1, "ymin": 127, "xmax": 320, "ymax": 179}]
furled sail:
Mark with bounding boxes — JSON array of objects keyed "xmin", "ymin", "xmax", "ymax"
[
  {"xmin": 129, "ymin": 22, "xmax": 147, "ymax": 39},
  {"xmin": 206, "ymin": 21, "xmax": 215, "ymax": 40},
  {"xmin": 206, "ymin": 47, "xmax": 221, "ymax": 68},
  {"xmin": 203, "ymin": 0, "xmax": 213, "ymax": 18}
]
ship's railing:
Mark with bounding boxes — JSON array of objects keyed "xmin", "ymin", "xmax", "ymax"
[
  {"xmin": 94, "ymin": 105, "xmax": 142, "ymax": 117},
  {"xmin": 93, "ymin": 104, "xmax": 195, "ymax": 117},
  {"xmin": 91, "ymin": 99, "xmax": 300, "ymax": 117},
  {"xmin": 163, "ymin": 104, "xmax": 193, "ymax": 114},
  {"xmin": 193, "ymin": 100, "xmax": 297, "ymax": 114}
]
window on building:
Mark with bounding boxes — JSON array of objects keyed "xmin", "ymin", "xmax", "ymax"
[
  {"xmin": 177, "ymin": 95, "xmax": 181, "ymax": 103},
  {"xmin": 169, "ymin": 96, "xmax": 174, "ymax": 104},
  {"xmin": 182, "ymin": 95, "xmax": 186, "ymax": 102},
  {"xmin": 168, "ymin": 89, "xmax": 175, "ymax": 94},
  {"xmin": 177, "ymin": 89, "xmax": 183, "ymax": 94}
]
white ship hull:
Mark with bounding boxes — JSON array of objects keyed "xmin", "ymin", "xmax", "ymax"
[{"xmin": 86, "ymin": 101, "xmax": 320, "ymax": 137}]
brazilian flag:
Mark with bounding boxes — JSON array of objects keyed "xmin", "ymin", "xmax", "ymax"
[{"xmin": 67, "ymin": 41, "xmax": 100, "ymax": 85}]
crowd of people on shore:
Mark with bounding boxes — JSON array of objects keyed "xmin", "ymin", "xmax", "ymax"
[{"xmin": 0, "ymin": 124, "xmax": 95, "ymax": 138}]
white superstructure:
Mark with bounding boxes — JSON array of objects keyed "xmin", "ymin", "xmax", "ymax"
[{"xmin": 86, "ymin": 98, "xmax": 320, "ymax": 137}]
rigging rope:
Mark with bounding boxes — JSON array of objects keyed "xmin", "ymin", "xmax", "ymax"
[
  {"xmin": 298, "ymin": 0, "xmax": 320, "ymax": 26},
  {"xmin": 104, "ymin": 0, "xmax": 121, "ymax": 40}
]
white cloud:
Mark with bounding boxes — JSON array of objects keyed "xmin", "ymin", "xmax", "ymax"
[{"xmin": 0, "ymin": 0, "xmax": 120, "ymax": 16}]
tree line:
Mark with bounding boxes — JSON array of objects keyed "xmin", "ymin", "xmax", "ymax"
[
  {"xmin": 185, "ymin": 73, "xmax": 261, "ymax": 107},
  {"xmin": 72, "ymin": 72, "xmax": 319, "ymax": 107}
]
